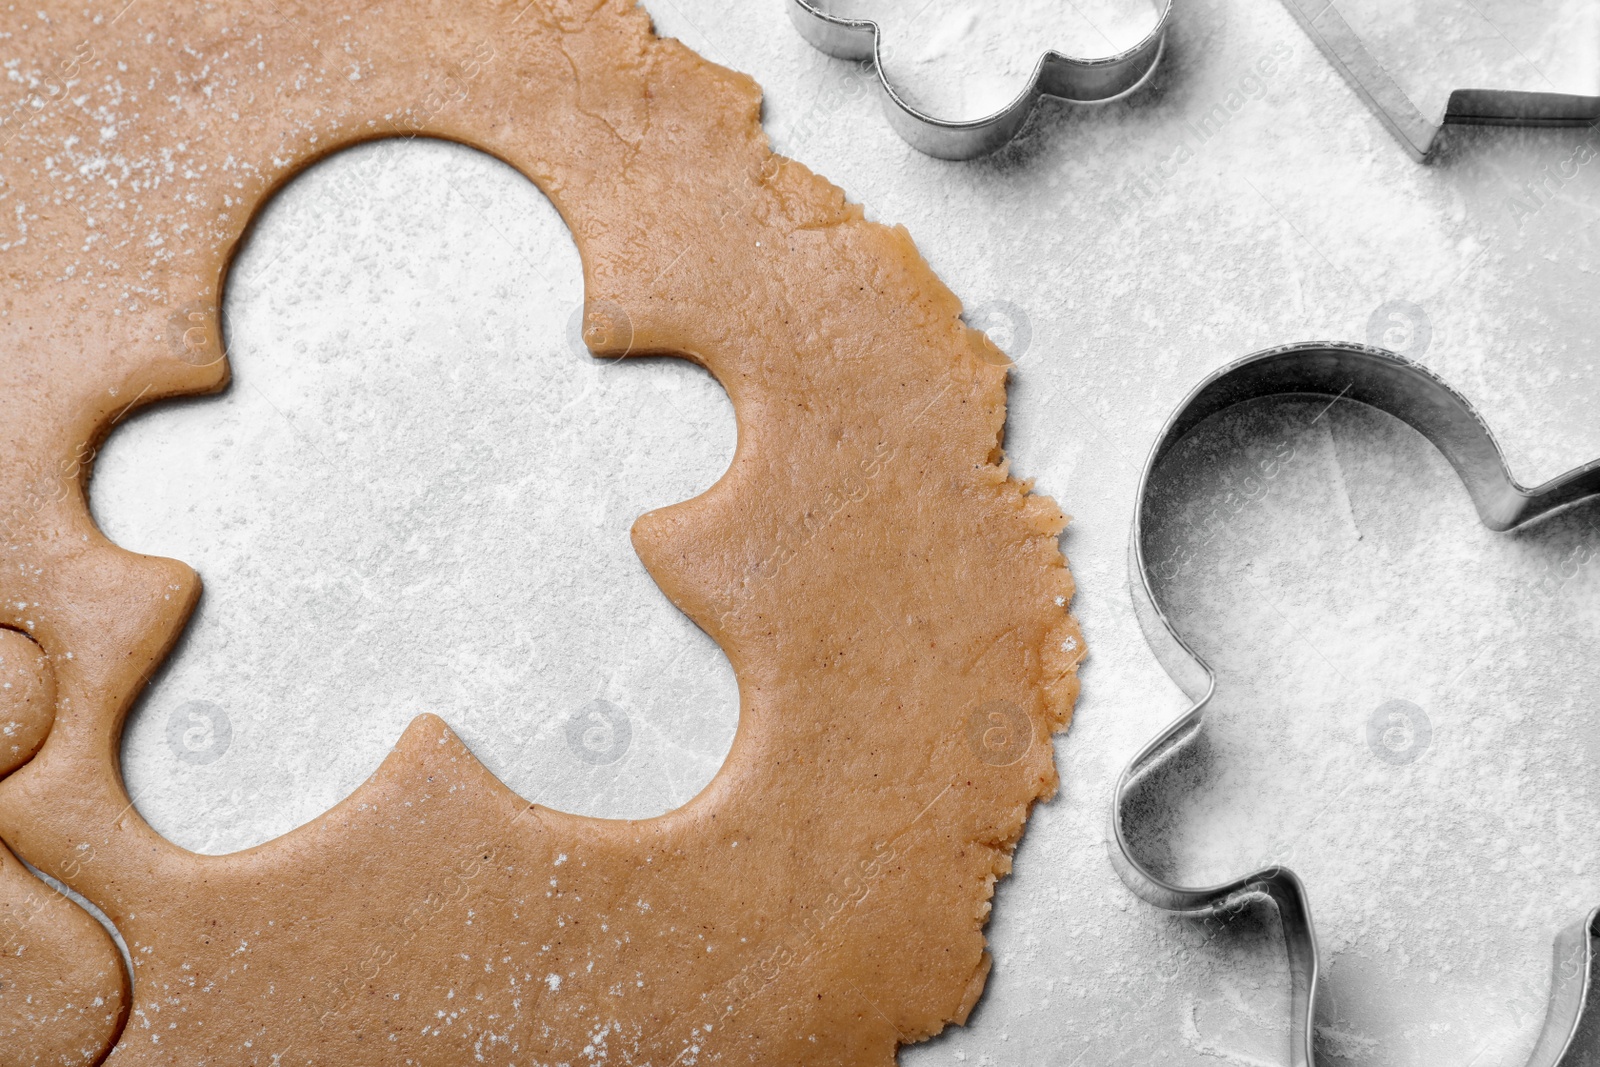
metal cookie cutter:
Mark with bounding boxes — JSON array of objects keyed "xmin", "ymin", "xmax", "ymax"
[
  {"xmin": 1279, "ymin": 0, "xmax": 1600, "ymax": 161},
  {"xmin": 785, "ymin": 0, "xmax": 1171, "ymax": 159},
  {"xmin": 1112, "ymin": 341, "xmax": 1600, "ymax": 1066}
]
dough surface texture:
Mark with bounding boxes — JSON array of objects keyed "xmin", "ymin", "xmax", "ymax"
[{"xmin": 0, "ymin": 1, "xmax": 1082, "ymax": 1062}]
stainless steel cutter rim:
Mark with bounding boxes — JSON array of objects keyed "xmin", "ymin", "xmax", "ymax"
[
  {"xmin": 785, "ymin": 0, "xmax": 1172, "ymax": 159},
  {"xmin": 1277, "ymin": 0, "xmax": 1600, "ymax": 162},
  {"xmin": 1113, "ymin": 340, "xmax": 1600, "ymax": 1067}
]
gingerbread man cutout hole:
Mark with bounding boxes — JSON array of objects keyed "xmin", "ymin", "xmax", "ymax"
[{"xmin": 91, "ymin": 139, "xmax": 739, "ymax": 851}]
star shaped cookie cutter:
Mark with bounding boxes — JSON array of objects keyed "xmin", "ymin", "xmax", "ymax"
[
  {"xmin": 1112, "ymin": 341, "xmax": 1600, "ymax": 1066},
  {"xmin": 1279, "ymin": 0, "xmax": 1600, "ymax": 161},
  {"xmin": 785, "ymin": 0, "xmax": 1172, "ymax": 159}
]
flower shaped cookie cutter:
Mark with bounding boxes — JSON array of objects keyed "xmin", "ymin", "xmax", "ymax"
[
  {"xmin": 786, "ymin": 0, "xmax": 1172, "ymax": 159},
  {"xmin": 1112, "ymin": 342, "xmax": 1600, "ymax": 1066}
]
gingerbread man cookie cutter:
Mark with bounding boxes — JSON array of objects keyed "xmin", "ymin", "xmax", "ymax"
[
  {"xmin": 1279, "ymin": 0, "xmax": 1600, "ymax": 161},
  {"xmin": 785, "ymin": 0, "xmax": 1172, "ymax": 159},
  {"xmin": 1111, "ymin": 341, "xmax": 1600, "ymax": 1066}
]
